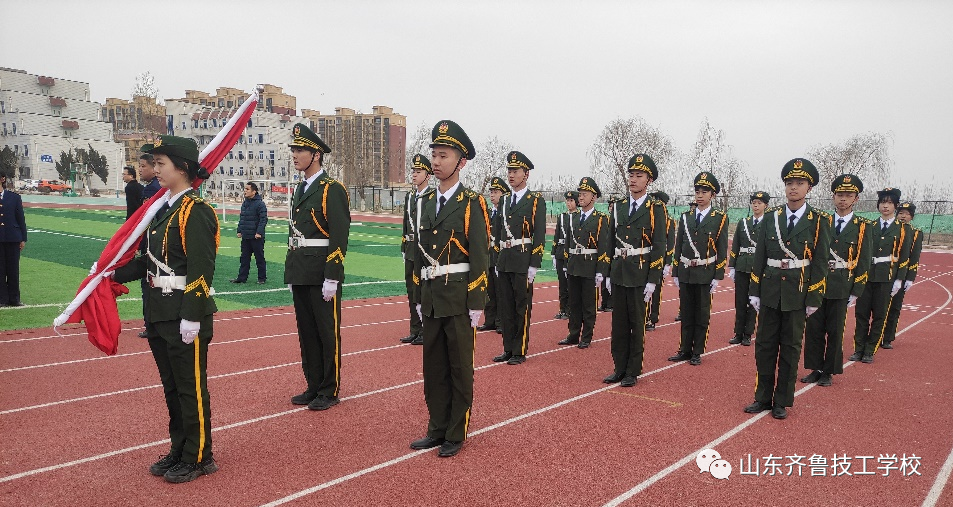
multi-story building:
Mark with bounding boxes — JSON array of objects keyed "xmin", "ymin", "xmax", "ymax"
[
  {"xmin": 0, "ymin": 67, "xmax": 123, "ymax": 189},
  {"xmin": 175, "ymin": 84, "xmax": 296, "ymax": 116},
  {"xmin": 102, "ymin": 95, "xmax": 166, "ymax": 168},
  {"xmin": 165, "ymin": 91, "xmax": 308, "ymax": 199},
  {"xmin": 301, "ymin": 105, "xmax": 406, "ymax": 187}
]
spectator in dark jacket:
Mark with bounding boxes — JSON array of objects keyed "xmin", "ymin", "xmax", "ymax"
[
  {"xmin": 123, "ymin": 166, "xmax": 144, "ymax": 218},
  {"xmin": 231, "ymin": 182, "xmax": 268, "ymax": 284},
  {"xmin": 0, "ymin": 172, "xmax": 27, "ymax": 306}
]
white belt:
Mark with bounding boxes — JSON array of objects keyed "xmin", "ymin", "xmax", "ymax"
[
  {"xmin": 500, "ymin": 238, "xmax": 532, "ymax": 249},
  {"xmin": 767, "ymin": 258, "xmax": 810, "ymax": 269},
  {"xmin": 289, "ymin": 237, "xmax": 330, "ymax": 249},
  {"xmin": 421, "ymin": 263, "xmax": 470, "ymax": 280},
  {"xmin": 680, "ymin": 255, "xmax": 716, "ymax": 267},
  {"xmin": 872, "ymin": 256, "xmax": 895, "ymax": 264},
  {"xmin": 556, "ymin": 239, "xmax": 565, "ymax": 245},
  {"xmin": 828, "ymin": 259, "xmax": 850, "ymax": 269},
  {"xmin": 615, "ymin": 246, "xmax": 652, "ymax": 258},
  {"xmin": 569, "ymin": 246, "xmax": 597, "ymax": 255},
  {"xmin": 149, "ymin": 275, "xmax": 186, "ymax": 294},
  {"xmin": 403, "ymin": 234, "xmax": 416, "ymax": 242},
  {"xmin": 739, "ymin": 247, "xmax": 756, "ymax": 254}
]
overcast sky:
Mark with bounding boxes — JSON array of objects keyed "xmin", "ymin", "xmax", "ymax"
[{"xmin": 4, "ymin": 0, "xmax": 951, "ymax": 189}]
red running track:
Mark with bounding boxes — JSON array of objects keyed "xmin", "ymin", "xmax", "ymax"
[{"xmin": 1, "ymin": 253, "xmax": 953, "ymax": 507}]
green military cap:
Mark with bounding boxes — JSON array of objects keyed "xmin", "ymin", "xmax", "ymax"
[
  {"xmin": 750, "ymin": 191, "xmax": 771, "ymax": 203},
  {"xmin": 830, "ymin": 174, "xmax": 863, "ymax": 194},
  {"xmin": 627, "ymin": 153, "xmax": 658, "ymax": 179},
  {"xmin": 430, "ymin": 120, "xmax": 475, "ymax": 160},
  {"xmin": 412, "ymin": 153, "xmax": 433, "ymax": 174},
  {"xmin": 289, "ymin": 123, "xmax": 331, "ymax": 154},
  {"xmin": 577, "ymin": 177, "xmax": 601, "ymax": 197},
  {"xmin": 489, "ymin": 176, "xmax": 511, "ymax": 194},
  {"xmin": 694, "ymin": 171, "xmax": 720, "ymax": 193},
  {"xmin": 140, "ymin": 143, "xmax": 154, "ymax": 152},
  {"xmin": 781, "ymin": 158, "xmax": 819, "ymax": 185},
  {"xmin": 146, "ymin": 135, "xmax": 205, "ymax": 176},
  {"xmin": 649, "ymin": 191, "xmax": 670, "ymax": 204},
  {"xmin": 898, "ymin": 201, "xmax": 916, "ymax": 216},
  {"xmin": 877, "ymin": 187, "xmax": 902, "ymax": 202},
  {"xmin": 564, "ymin": 190, "xmax": 579, "ymax": 201},
  {"xmin": 506, "ymin": 151, "xmax": 534, "ymax": 170}
]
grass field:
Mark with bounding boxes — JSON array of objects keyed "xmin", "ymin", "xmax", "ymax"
[{"xmin": 2, "ymin": 206, "xmax": 556, "ymax": 331}]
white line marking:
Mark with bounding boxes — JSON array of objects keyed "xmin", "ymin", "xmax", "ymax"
[{"xmin": 603, "ymin": 271, "xmax": 953, "ymax": 507}]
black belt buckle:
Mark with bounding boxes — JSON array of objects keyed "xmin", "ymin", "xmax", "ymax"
[
  {"xmin": 828, "ymin": 260, "xmax": 836, "ymax": 271},
  {"xmin": 690, "ymin": 259, "xmax": 698, "ymax": 267},
  {"xmin": 781, "ymin": 259, "xmax": 790, "ymax": 269}
]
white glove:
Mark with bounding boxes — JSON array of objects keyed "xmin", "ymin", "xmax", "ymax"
[
  {"xmin": 495, "ymin": 267, "xmax": 499, "ymax": 277},
  {"xmin": 469, "ymin": 310, "xmax": 482, "ymax": 328},
  {"xmin": 322, "ymin": 279, "xmax": 339, "ymax": 301},
  {"xmin": 605, "ymin": 278, "xmax": 612, "ymax": 295},
  {"xmin": 416, "ymin": 304, "xmax": 423, "ymax": 322},
  {"xmin": 402, "ymin": 252, "xmax": 406, "ymax": 262},
  {"xmin": 891, "ymin": 280, "xmax": 902, "ymax": 297},
  {"xmin": 749, "ymin": 296, "xmax": 761, "ymax": 313},
  {"xmin": 552, "ymin": 256, "xmax": 557, "ymax": 270},
  {"xmin": 848, "ymin": 295, "xmax": 858, "ymax": 306},
  {"xmin": 89, "ymin": 261, "xmax": 99, "ymax": 276},
  {"xmin": 663, "ymin": 265, "xmax": 671, "ymax": 278},
  {"xmin": 180, "ymin": 319, "xmax": 200, "ymax": 344},
  {"xmin": 903, "ymin": 280, "xmax": 913, "ymax": 292},
  {"xmin": 101, "ymin": 270, "xmax": 114, "ymax": 279},
  {"xmin": 527, "ymin": 266, "xmax": 538, "ymax": 284},
  {"xmin": 806, "ymin": 306, "xmax": 819, "ymax": 317},
  {"xmin": 673, "ymin": 277, "xmax": 680, "ymax": 288},
  {"xmin": 594, "ymin": 273, "xmax": 604, "ymax": 288},
  {"xmin": 728, "ymin": 268, "xmax": 735, "ymax": 281},
  {"xmin": 710, "ymin": 279, "xmax": 719, "ymax": 294},
  {"xmin": 643, "ymin": 282, "xmax": 656, "ymax": 302},
  {"xmin": 288, "ymin": 283, "xmax": 293, "ymax": 293}
]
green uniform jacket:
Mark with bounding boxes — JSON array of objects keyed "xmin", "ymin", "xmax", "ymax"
[
  {"xmin": 115, "ymin": 190, "xmax": 219, "ymax": 325},
  {"xmin": 749, "ymin": 205, "xmax": 832, "ymax": 310},
  {"xmin": 489, "ymin": 202, "xmax": 503, "ymax": 267},
  {"xmin": 673, "ymin": 208, "xmax": 729, "ymax": 284},
  {"xmin": 869, "ymin": 219, "xmax": 912, "ymax": 283},
  {"xmin": 415, "ymin": 186, "xmax": 490, "ymax": 317},
  {"xmin": 664, "ymin": 212, "xmax": 676, "ymax": 267},
  {"xmin": 551, "ymin": 212, "xmax": 573, "ymax": 261},
  {"xmin": 608, "ymin": 196, "xmax": 667, "ymax": 287},
  {"xmin": 401, "ymin": 188, "xmax": 431, "ymax": 256},
  {"xmin": 285, "ymin": 172, "xmax": 351, "ymax": 285},
  {"xmin": 825, "ymin": 215, "xmax": 873, "ymax": 300},
  {"xmin": 728, "ymin": 216, "xmax": 764, "ymax": 273},
  {"xmin": 565, "ymin": 210, "xmax": 611, "ymax": 278},
  {"xmin": 905, "ymin": 226, "xmax": 924, "ymax": 282},
  {"xmin": 496, "ymin": 190, "xmax": 547, "ymax": 273}
]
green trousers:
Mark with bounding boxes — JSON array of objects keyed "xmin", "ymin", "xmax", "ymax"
[
  {"xmin": 422, "ymin": 313, "xmax": 475, "ymax": 443},
  {"xmin": 754, "ymin": 305, "xmax": 806, "ymax": 407},
  {"xmin": 804, "ymin": 298, "xmax": 848, "ymax": 374}
]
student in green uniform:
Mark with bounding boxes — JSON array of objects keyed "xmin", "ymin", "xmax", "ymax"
[
  {"xmin": 728, "ymin": 191, "xmax": 770, "ymax": 346},
  {"xmin": 558, "ymin": 178, "xmax": 610, "ymax": 348},
  {"xmin": 801, "ymin": 175, "xmax": 871, "ymax": 387},
  {"xmin": 113, "ymin": 135, "xmax": 220, "ymax": 483},
  {"xmin": 551, "ymin": 191, "xmax": 578, "ymax": 320},
  {"xmin": 603, "ymin": 154, "xmax": 667, "ymax": 387},
  {"xmin": 600, "ymin": 196, "xmax": 625, "ymax": 312},
  {"xmin": 675, "ymin": 201, "xmax": 698, "ymax": 322},
  {"xmin": 669, "ymin": 172, "xmax": 729, "ymax": 366},
  {"xmin": 478, "ymin": 176, "xmax": 510, "ymax": 333},
  {"xmin": 881, "ymin": 201, "xmax": 922, "ymax": 349},
  {"xmin": 285, "ymin": 123, "xmax": 351, "ymax": 411},
  {"xmin": 851, "ymin": 187, "xmax": 911, "ymax": 363},
  {"xmin": 493, "ymin": 151, "xmax": 547, "ymax": 365},
  {"xmin": 745, "ymin": 158, "xmax": 831, "ymax": 420},
  {"xmin": 400, "ymin": 154, "xmax": 433, "ymax": 345},
  {"xmin": 410, "ymin": 120, "xmax": 489, "ymax": 458},
  {"xmin": 645, "ymin": 191, "xmax": 675, "ymax": 331}
]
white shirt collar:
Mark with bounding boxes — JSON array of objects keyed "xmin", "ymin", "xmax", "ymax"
[
  {"xmin": 580, "ymin": 207, "xmax": 594, "ymax": 220},
  {"xmin": 786, "ymin": 203, "xmax": 807, "ymax": 220},
  {"xmin": 302, "ymin": 169, "xmax": 324, "ymax": 191},
  {"xmin": 629, "ymin": 193, "xmax": 647, "ymax": 211},
  {"xmin": 696, "ymin": 205, "xmax": 711, "ymax": 218},
  {"xmin": 166, "ymin": 187, "xmax": 191, "ymax": 207},
  {"xmin": 510, "ymin": 186, "xmax": 528, "ymax": 205},
  {"xmin": 835, "ymin": 211, "xmax": 854, "ymax": 224},
  {"xmin": 881, "ymin": 216, "xmax": 895, "ymax": 228},
  {"xmin": 436, "ymin": 181, "xmax": 461, "ymax": 205}
]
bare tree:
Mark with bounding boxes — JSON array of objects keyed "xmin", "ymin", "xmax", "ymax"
[
  {"xmin": 588, "ymin": 117, "xmax": 676, "ymax": 198},
  {"xmin": 464, "ymin": 136, "xmax": 515, "ymax": 193},
  {"xmin": 806, "ymin": 132, "xmax": 894, "ymax": 194},
  {"xmin": 131, "ymin": 71, "xmax": 158, "ymax": 99},
  {"xmin": 404, "ymin": 121, "xmax": 430, "ymax": 183},
  {"xmin": 688, "ymin": 118, "xmax": 750, "ymax": 209}
]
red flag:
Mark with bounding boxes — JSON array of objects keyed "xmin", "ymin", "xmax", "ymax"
[{"xmin": 54, "ymin": 89, "xmax": 261, "ymax": 355}]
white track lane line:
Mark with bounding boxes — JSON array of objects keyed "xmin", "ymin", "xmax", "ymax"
[
  {"xmin": 0, "ymin": 305, "xmax": 736, "ymax": 484},
  {"xmin": 602, "ymin": 271, "xmax": 953, "ymax": 507}
]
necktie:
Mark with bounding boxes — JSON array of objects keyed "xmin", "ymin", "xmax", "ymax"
[
  {"xmin": 579, "ymin": 213, "xmax": 586, "ymax": 227},
  {"xmin": 630, "ymin": 202, "xmax": 637, "ymax": 216},
  {"xmin": 788, "ymin": 214, "xmax": 796, "ymax": 234},
  {"xmin": 511, "ymin": 194, "xmax": 517, "ymax": 207},
  {"xmin": 438, "ymin": 196, "xmax": 447, "ymax": 214},
  {"xmin": 753, "ymin": 218, "xmax": 759, "ymax": 227},
  {"xmin": 156, "ymin": 202, "xmax": 170, "ymax": 220},
  {"xmin": 836, "ymin": 218, "xmax": 844, "ymax": 235},
  {"xmin": 696, "ymin": 212, "xmax": 702, "ymax": 226},
  {"xmin": 295, "ymin": 182, "xmax": 305, "ymax": 202},
  {"xmin": 882, "ymin": 221, "xmax": 888, "ymax": 232},
  {"xmin": 491, "ymin": 209, "xmax": 497, "ymax": 220}
]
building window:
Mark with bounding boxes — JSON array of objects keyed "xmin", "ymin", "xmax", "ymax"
[
  {"xmin": 228, "ymin": 152, "xmax": 233, "ymax": 160},
  {"xmin": 0, "ymin": 101, "xmax": 4, "ymax": 113},
  {"xmin": 229, "ymin": 167, "xmax": 233, "ymax": 175},
  {"xmin": 258, "ymin": 133, "xmax": 264, "ymax": 144},
  {"xmin": 13, "ymin": 145, "xmax": 18, "ymax": 155},
  {"xmin": 203, "ymin": 120, "xmax": 207, "ymax": 128},
  {"xmin": 11, "ymin": 123, "xmax": 15, "ymax": 135},
  {"xmin": 259, "ymin": 151, "xmax": 264, "ymax": 160},
  {"xmin": 247, "ymin": 119, "xmax": 252, "ymax": 128},
  {"xmin": 227, "ymin": 101, "xmax": 233, "ymax": 108},
  {"xmin": 194, "ymin": 120, "xmax": 199, "ymax": 128},
  {"xmin": 23, "ymin": 144, "xmax": 28, "ymax": 157},
  {"xmin": 212, "ymin": 119, "xmax": 217, "ymax": 127},
  {"xmin": 269, "ymin": 150, "xmax": 275, "ymax": 160},
  {"xmin": 53, "ymin": 108, "xmax": 61, "ymax": 116},
  {"xmin": 248, "ymin": 134, "xmax": 253, "ymax": 144}
]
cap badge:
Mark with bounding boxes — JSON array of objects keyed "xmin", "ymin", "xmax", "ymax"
[
  {"xmin": 793, "ymin": 160, "xmax": 803, "ymax": 169},
  {"xmin": 438, "ymin": 122, "xmax": 449, "ymax": 134},
  {"xmin": 153, "ymin": 137, "xmax": 163, "ymax": 148}
]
